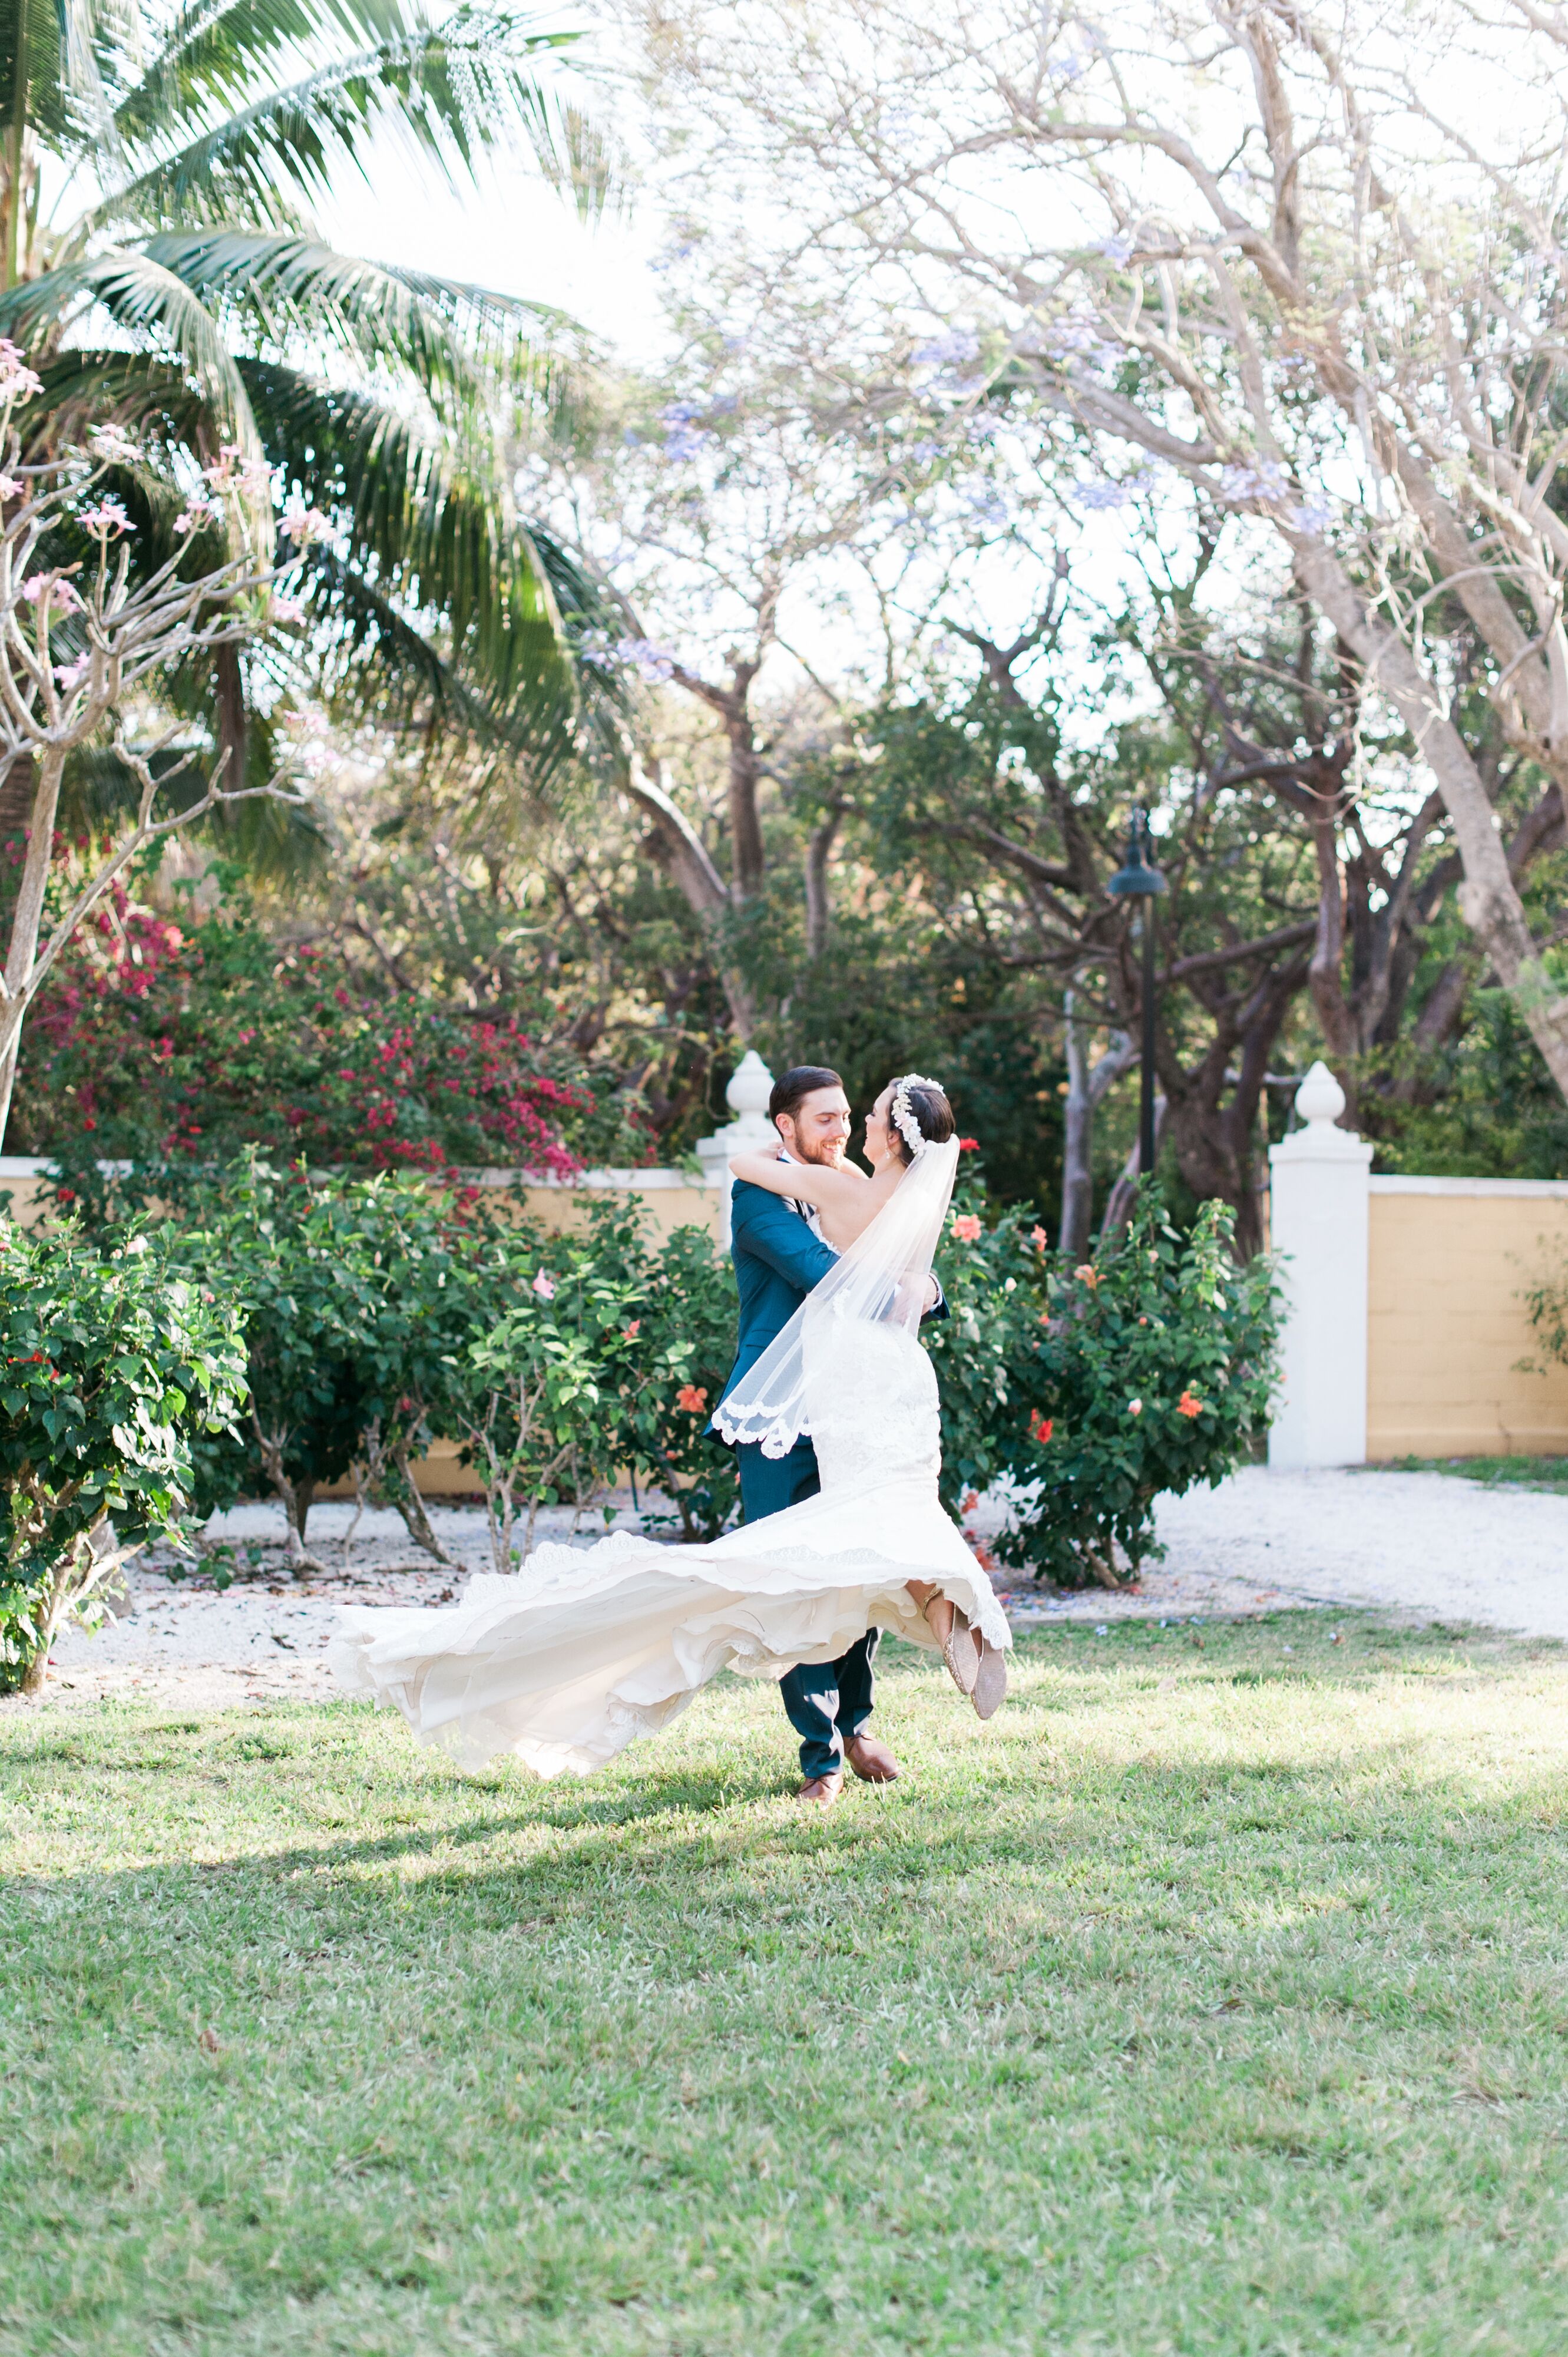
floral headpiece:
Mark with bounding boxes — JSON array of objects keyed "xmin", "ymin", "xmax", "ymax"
[{"xmin": 890, "ymin": 1072, "xmax": 944, "ymax": 1159}]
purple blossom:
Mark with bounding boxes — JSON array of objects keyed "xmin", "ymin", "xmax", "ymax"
[
  {"xmin": 613, "ymin": 637, "xmax": 679, "ymax": 683},
  {"xmin": 1072, "ymin": 472, "xmax": 1157, "ymax": 510},
  {"xmin": 913, "ymin": 329, "xmax": 981, "ymax": 370}
]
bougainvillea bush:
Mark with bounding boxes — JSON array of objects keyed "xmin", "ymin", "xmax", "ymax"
[
  {"xmin": 930, "ymin": 1174, "xmax": 1281, "ymax": 1587},
  {"xmin": 0, "ymin": 1221, "xmax": 247, "ymax": 1690},
  {"xmin": 12, "ymin": 885, "xmax": 654, "ymax": 1194}
]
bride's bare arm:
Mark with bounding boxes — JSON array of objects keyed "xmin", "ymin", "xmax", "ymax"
[{"xmin": 728, "ymin": 1152, "xmax": 869, "ymax": 1209}]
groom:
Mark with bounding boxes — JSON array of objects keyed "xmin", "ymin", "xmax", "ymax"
[{"xmin": 719, "ymin": 1065, "xmax": 934, "ymax": 1807}]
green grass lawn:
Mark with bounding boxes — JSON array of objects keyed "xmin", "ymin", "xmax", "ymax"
[
  {"xmin": 5, "ymin": 1614, "xmax": 1568, "ymax": 2356},
  {"xmin": 1369, "ymin": 1452, "xmax": 1568, "ymax": 1491}
]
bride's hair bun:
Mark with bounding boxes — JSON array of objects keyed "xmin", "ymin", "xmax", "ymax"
[{"xmin": 890, "ymin": 1075, "xmax": 955, "ymax": 1163}]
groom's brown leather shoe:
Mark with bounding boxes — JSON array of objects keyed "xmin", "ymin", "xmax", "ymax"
[
  {"xmin": 845, "ymin": 1733, "xmax": 899, "ymax": 1783},
  {"xmin": 798, "ymin": 1773, "xmax": 843, "ymax": 1807}
]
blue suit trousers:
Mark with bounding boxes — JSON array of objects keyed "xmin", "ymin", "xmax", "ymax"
[{"xmin": 735, "ymin": 1437, "xmax": 879, "ymax": 1783}]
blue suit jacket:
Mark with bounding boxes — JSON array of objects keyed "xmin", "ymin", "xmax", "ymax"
[
  {"xmin": 715, "ymin": 1175, "xmax": 948, "ymax": 1439},
  {"xmin": 721, "ymin": 1177, "xmax": 839, "ymax": 1409}
]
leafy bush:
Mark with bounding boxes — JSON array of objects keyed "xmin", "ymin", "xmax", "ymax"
[
  {"xmin": 0, "ymin": 1222, "xmax": 247, "ymax": 1690},
  {"xmin": 15, "ymin": 889, "xmax": 654, "ymax": 1192},
  {"xmin": 931, "ymin": 1180, "xmax": 1281, "ymax": 1586},
  {"xmin": 158, "ymin": 1169, "xmax": 739, "ymax": 1568},
  {"xmin": 418, "ymin": 1201, "xmax": 740, "ymax": 1569}
]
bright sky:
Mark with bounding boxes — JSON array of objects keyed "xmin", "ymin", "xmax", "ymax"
[{"xmin": 316, "ymin": 147, "xmax": 671, "ymax": 362}]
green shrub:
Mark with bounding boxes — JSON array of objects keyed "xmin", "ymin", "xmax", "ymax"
[
  {"xmin": 164, "ymin": 1160, "xmax": 449, "ymax": 1569},
  {"xmin": 160, "ymin": 1171, "xmax": 739, "ymax": 1567},
  {"xmin": 931, "ymin": 1181, "xmax": 1281, "ymax": 1586},
  {"xmin": 0, "ymin": 1222, "xmax": 247, "ymax": 1690},
  {"xmin": 434, "ymin": 1202, "xmax": 740, "ymax": 1568}
]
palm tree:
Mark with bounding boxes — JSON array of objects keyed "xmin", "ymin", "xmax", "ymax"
[{"xmin": 0, "ymin": 0, "xmax": 611, "ymax": 835}]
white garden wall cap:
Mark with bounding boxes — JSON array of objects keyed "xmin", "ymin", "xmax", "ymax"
[
  {"xmin": 1295, "ymin": 1059, "xmax": 1346, "ymax": 1126},
  {"xmin": 1269, "ymin": 1059, "xmax": 1372, "ymax": 1168},
  {"xmin": 725, "ymin": 1049, "xmax": 775, "ymax": 1122},
  {"xmin": 1269, "ymin": 1125, "xmax": 1373, "ymax": 1167},
  {"xmin": 1369, "ymin": 1174, "xmax": 1568, "ymax": 1198}
]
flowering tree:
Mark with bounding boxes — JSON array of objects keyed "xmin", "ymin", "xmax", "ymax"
[
  {"xmin": 626, "ymin": 0, "xmax": 1568, "ymax": 1110},
  {"xmin": 0, "ymin": 363, "xmax": 304, "ymax": 1146}
]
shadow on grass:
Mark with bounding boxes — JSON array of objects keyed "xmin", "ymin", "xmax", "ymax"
[{"xmin": 6, "ymin": 1612, "xmax": 1567, "ymax": 1949}]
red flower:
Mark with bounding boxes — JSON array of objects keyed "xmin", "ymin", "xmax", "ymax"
[
  {"xmin": 1177, "ymin": 1390, "xmax": 1204, "ymax": 1419},
  {"xmin": 958, "ymin": 1136, "xmax": 980, "ymax": 1152},
  {"xmin": 1027, "ymin": 1410, "xmax": 1053, "ymax": 1444},
  {"xmin": 676, "ymin": 1384, "xmax": 709, "ymax": 1414}
]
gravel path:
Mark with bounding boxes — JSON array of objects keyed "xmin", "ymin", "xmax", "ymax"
[{"xmin": 9, "ymin": 1466, "xmax": 1564, "ymax": 1714}]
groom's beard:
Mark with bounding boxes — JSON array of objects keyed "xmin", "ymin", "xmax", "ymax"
[{"xmin": 789, "ymin": 1139, "xmax": 847, "ymax": 1169}]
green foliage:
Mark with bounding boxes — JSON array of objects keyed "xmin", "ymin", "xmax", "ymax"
[
  {"xmin": 153, "ymin": 1169, "xmax": 739, "ymax": 1565},
  {"xmin": 0, "ymin": 0, "xmax": 617, "ymax": 808},
  {"xmin": 17, "ymin": 892, "xmax": 651, "ymax": 1192},
  {"xmin": 428, "ymin": 1199, "xmax": 739, "ymax": 1568},
  {"xmin": 1362, "ymin": 978, "xmax": 1568, "ymax": 1179},
  {"xmin": 167, "ymin": 1161, "xmax": 448, "ymax": 1564},
  {"xmin": 931, "ymin": 1179, "xmax": 1281, "ymax": 1587},
  {"xmin": 0, "ymin": 1220, "xmax": 247, "ymax": 1688}
]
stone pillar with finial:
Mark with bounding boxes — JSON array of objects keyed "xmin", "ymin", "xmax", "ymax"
[
  {"xmin": 695, "ymin": 1049, "xmax": 778, "ymax": 1249},
  {"xmin": 1266, "ymin": 1060, "xmax": 1374, "ymax": 1469}
]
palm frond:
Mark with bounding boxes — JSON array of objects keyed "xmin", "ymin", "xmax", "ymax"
[
  {"xmin": 241, "ymin": 356, "xmax": 568, "ymax": 707},
  {"xmin": 0, "ymin": 251, "xmax": 261, "ymax": 456},
  {"xmin": 83, "ymin": 12, "xmax": 598, "ymax": 237},
  {"xmin": 135, "ymin": 230, "xmax": 585, "ymax": 430}
]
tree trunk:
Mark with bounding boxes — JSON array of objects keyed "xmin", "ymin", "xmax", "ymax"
[
  {"xmin": 1292, "ymin": 534, "xmax": 1568, "ymax": 1102},
  {"xmin": 804, "ymin": 805, "xmax": 842, "ymax": 960},
  {"xmin": 1059, "ymin": 993, "xmax": 1134, "ymax": 1258},
  {"xmin": 724, "ymin": 707, "xmax": 766, "ymax": 899},
  {"xmin": 1098, "ymin": 1095, "xmax": 1169, "ymax": 1241},
  {"xmin": 216, "ymin": 643, "xmax": 247, "ymax": 793},
  {"xmin": 390, "ymin": 1444, "xmax": 457, "ymax": 1567},
  {"xmin": 0, "ymin": 746, "xmax": 63, "ymax": 1151},
  {"xmin": 620, "ymin": 746, "xmax": 757, "ymax": 1037}
]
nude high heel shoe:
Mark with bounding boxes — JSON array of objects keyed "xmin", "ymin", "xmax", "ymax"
[{"xmin": 915, "ymin": 1588, "xmax": 979, "ymax": 1695}]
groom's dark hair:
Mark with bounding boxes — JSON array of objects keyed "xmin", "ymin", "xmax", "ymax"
[{"xmin": 769, "ymin": 1065, "xmax": 844, "ymax": 1133}]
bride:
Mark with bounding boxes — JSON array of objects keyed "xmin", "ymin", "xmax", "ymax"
[{"xmin": 328, "ymin": 1073, "xmax": 1011, "ymax": 1778}]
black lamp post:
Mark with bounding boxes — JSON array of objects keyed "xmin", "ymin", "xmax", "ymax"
[{"xmin": 1107, "ymin": 808, "xmax": 1167, "ymax": 1184}]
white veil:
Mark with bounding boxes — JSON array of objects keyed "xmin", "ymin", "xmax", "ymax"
[{"xmin": 714, "ymin": 1136, "xmax": 961, "ymax": 1459}]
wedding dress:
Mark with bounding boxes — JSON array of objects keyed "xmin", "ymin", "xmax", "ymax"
[{"xmin": 328, "ymin": 1137, "xmax": 1009, "ymax": 1776}]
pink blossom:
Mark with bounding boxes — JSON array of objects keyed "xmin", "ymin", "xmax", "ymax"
[
  {"xmin": 1029, "ymin": 1225, "xmax": 1048, "ymax": 1249},
  {"xmin": 270, "ymin": 595, "xmax": 306, "ymax": 624},
  {"xmin": 532, "ymin": 1270, "xmax": 557, "ymax": 1300},
  {"xmin": 0, "ymin": 342, "xmax": 43, "ymax": 401},
  {"xmin": 22, "ymin": 576, "xmax": 82, "ymax": 613},
  {"xmin": 0, "ymin": 475, "xmax": 21, "ymax": 500},
  {"xmin": 951, "ymin": 1212, "xmax": 983, "ymax": 1242},
  {"xmin": 80, "ymin": 498, "xmax": 134, "ymax": 538},
  {"xmin": 53, "ymin": 653, "xmax": 91, "ymax": 690},
  {"xmin": 281, "ymin": 500, "xmax": 332, "ymax": 546}
]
